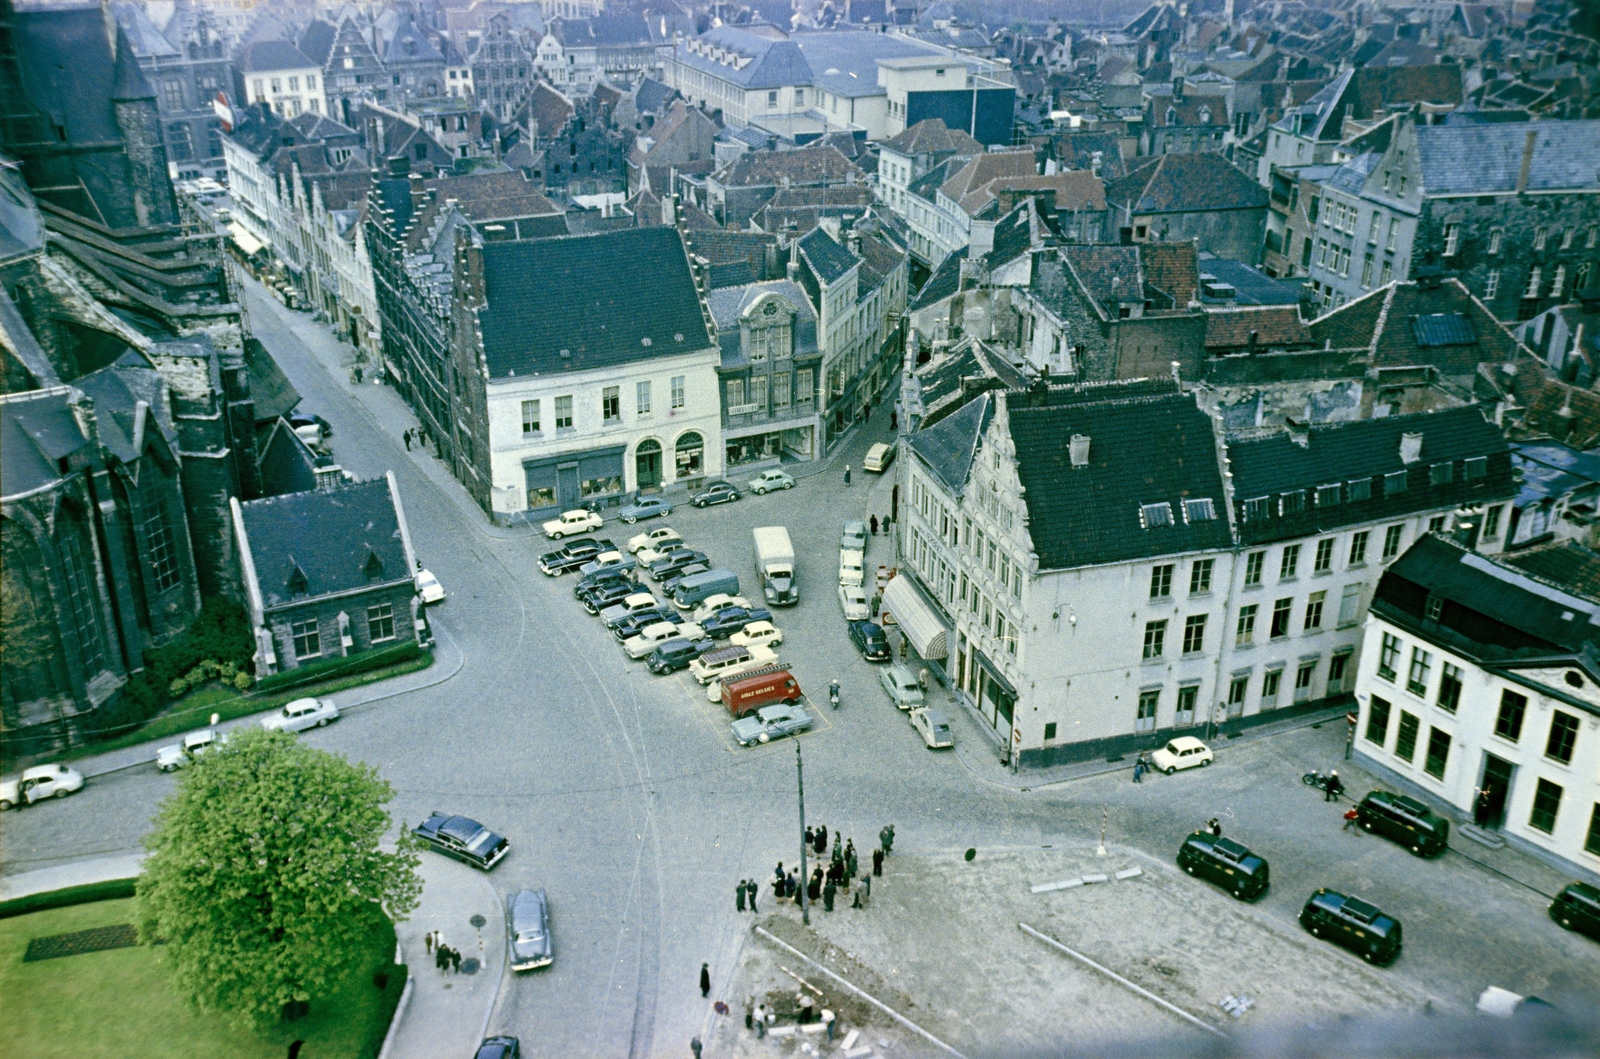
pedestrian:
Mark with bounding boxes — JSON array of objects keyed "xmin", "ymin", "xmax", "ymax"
[
  {"xmin": 846, "ymin": 840, "xmax": 857, "ymax": 872},
  {"xmin": 852, "ymin": 889, "xmax": 863, "ymax": 909},
  {"xmin": 844, "ymin": 464, "xmax": 851, "ymax": 486},
  {"xmin": 862, "ymin": 873, "xmax": 871, "ymax": 900},
  {"xmin": 808, "ymin": 870, "xmax": 822, "ymax": 902},
  {"xmin": 1207, "ymin": 817, "xmax": 1222, "ymax": 837},
  {"xmin": 784, "ymin": 873, "xmax": 797, "ymax": 901},
  {"xmin": 403, "ymin": 429, "xmax": 413, "ymax": 451},
  {"xmin": 1343, "ymin": 806, "xmax": 1360, "ymax": 832},
  {"xmin": 1475, "ymin": 788, "xmax": 1493, "ymax": 827},
  {"xmin": 919, "ymin": 667, "xmax": 929, "ymax": 690},
  {"xmin": 755, "ymin": 1004, "xmax": 768, "ymax": 1038},
  {"xmin": 434, "ymin": 930, "xmax": 442, "ymax": 952},
  {"xmin": 899, "ymin": 637, "xmax": 908, "ymax": 660},
  {"xmin": 700, "ymin": 962, "xmax": 711, "ymax": 998},
  {"xmin": 870, "ymin": 515, "xmax": 879, "ymax": 535},
  {"xmin": 817, "ymin": 825, "xmax": 828, "ymax": 854},
  {"xmin": 1325, "ymin": 770, "xmax": 1342, "ymax": 802},
  {"xmin": 691, "ymin": 1036, "xmax": 703, "ymax": 1059},
  {"xmin": 774, "ymin": 861, "xmax": 785, "ymax": 885},
  {"xmin": 872, "ymin": 847, "xmax": 884, "ymax": 876},
  {"xmin": 833, "ymin": 829, "xmax": 842, "ymax": 855},
  {"xmin": 435, "ymin": 946, "xmax": 448, "ymax": 974},
  {"xmin": 805, "ymin": 825, "xmax": 814, "ymax": 850},
  {"xmin": 823, "ymin": 880, "xmax": 836, "ymax": 911},
  {"xmin": 425, "ymin": 930, "xmax": 434, "ymax": 956},
  {"xmin": 736, "ymin": 879, "xmax": 746, "ymax": 912},
  {"xmin": 449, "ymin": 947, "xmax": 461, "ymax": 973},
  {"xmin": 890, "ymin": 410, "xmax": 898, "ymax": 431},
  {"xmin": 747, "ymin": 880, "xmax": 758, "ymax": 913},
  {"xmin": 880, "ymin": 824, "xmax": 895, "ymax": 854},
  {"xmin": 1133, "ymin": 756, "xmax": 1145, "ymax": 783}
]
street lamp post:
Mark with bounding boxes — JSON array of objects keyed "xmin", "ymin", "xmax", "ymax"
[{"xmin": 796, "ymin": 738, "xmax": 810, "ymax": 925}]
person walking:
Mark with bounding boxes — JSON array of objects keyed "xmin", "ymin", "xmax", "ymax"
[
  {"xmin": 808, "ymin": 869, "xmax": 822, "ymax": 902},
  {"xmin": 816, "ymin": 825, "xmax": 828, "ymax": 855},
  {"xmin": 700, "ymin": 963, "xmax": 712, "ymax": 998},
  {"xmin": 844, "ymin": 464, "xmax": 851, "ymax": 486},
  {"xmin": 870, "ymin": 515, "xmax": 879, "ymax": 536},
  {"xmin": 747, "ymin": 880, "xmax": 758, "ymax": 913},
  {"xmin": 872, "ymin": 847, "xmax": 884, "ymax": 876},
  {"xmin": 1133, "ymin": 756, "xmax": 1145, "ymax": 783},
  {"xmin": 1207, "ymin": 818, "xmax": 1222, "ymax": 837},
  {"xmin": 403, "ymin": 429, "xmax": 413, "ymax": 451},
  {"xmin": 890, "ymin": 410, "xmax": 898, "ymax": 431},
  {"xmin": 435, "ymin": 945, "xmax": 448, "ymax": 974},
  {"xmin": 823, "ymin": 880, "xmax": 837, "ymax": 912},
  {"xmin": 736, "ymin": 879, "xmax": 747, "ymax": 912},
  {"xmin": 1325, "ymin": 770, "xmax": 1343, "ymax": 802},
  {"xmin": 1343, "ymin": 806, "xmax": 1361, "ymax": 833},
  {"xmin": 449, "ymin": 947, "xmax": 461, "ymax": 973},
  {"xmin": 880, "ymin": 824, "xmax": 895, "ymax": 855},
  {"xmin": 425, "ymin": 930, "xmax": 434, "ymax": 956},
  {"xmin": 691, "ymin": 1036, "xmax": 703, "ymax": 1059}
]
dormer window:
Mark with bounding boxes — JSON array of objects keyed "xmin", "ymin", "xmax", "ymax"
[
  {"xmin": 287, "ymin": 565, "xmax": 309, "ymax": 597},
  {"xmin": 1140, "ymin": 502, "xmax": 1173, "ymax": 528},
  {"xmin": 1183, "ymin": 498, "xmax": 1216, "ymax": 522},
  {"xmin": 1166, "ymin": 106, "xmax": 1177, "ymax": 125},
  {"xmin": 364, "ymin": 551, "xmax": 385, "ymax": 580}
]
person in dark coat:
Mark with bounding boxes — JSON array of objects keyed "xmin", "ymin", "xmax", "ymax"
[
  {"xmin": 870, "ymin": 515, "xmax": 879, "ymax": 535},
  {"xmin": 847, "ymin": 848, "xmax": 859, "ymax": 880},
  {"xmin": 852, "ymin": 889, "xmax": 863, "ymax": 909},
  {"xmin": 1325, "ymin": 770, "xmax": 1343, "ymax": 802},
  {"xmin": 844, "ymin": 465, "xmax": 851, "ymax": 486},
  {"xmin": 449, "ymin": 947, "xmax": 461, "ymax": 973},
  {"xmin": 880, "ymin": 825, "xmax": 895, "ymax": 854},
  {"xmin": 807, "ymin": 870, "xmax": 822, "ymax": 901},
  {"xmin": 890, "ymin": 410, "xmax": 898, "ymax": 431},
  {"xmin": 823, "ymin": 881, "xmax": 837, "ymax": 911},
  {"xmin": 817, "ymin": 825, "xmax": 828, "ymax": 853},
  {"xmin": 403, "ymin": 429, "xmax": 413, "ymax": 450},
  {"xmin": 872, "ymin": 848, "xmax": 884, "ymax": 876},
  {"xmin": 747, "ymin": 880, "xmax": 758, "ymax": 913},
  {"xmin": 862, "ymin": 873, "xmax": 871, "ymax": 900},
  {"xmin": 435, "ymin": 946, "xmax": 448, "ymax": 973},
  {"xmin": 700, "ymin": 963, "xmax": 712, "ymax": 998},
  {"xmin": 784, "ymin": 873, "xmax": 797, "ymax": 900},
  {"xmin": 1207, "ymin": 818, "xmax": 1222, "ymax": 837},
  {"xmin": 805, "ymin": 826, "xmax": 814, "ymax": 850},
  {"xmin": 425, "ymin": 930, "xmax": 434, "ymax": 956},
  {"xmin": 736, "ymin": 880, "xmax": 746, "ymax": 911},
  {"xmin": 691, "ymin": 1035, "xmax": 703, "ymax": 1059}
]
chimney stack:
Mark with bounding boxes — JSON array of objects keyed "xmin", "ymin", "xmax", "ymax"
[
  {"xmin": 1399, "ymin": 431, "xmax": 1424, "ymax": 464},
  {"xmin": 1069, "ymin": 434, "xmax": 1091, "ymax": 467}
]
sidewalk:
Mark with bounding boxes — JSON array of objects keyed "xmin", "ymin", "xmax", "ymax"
[
  {"xmin": 0, "ymin": 853, "xmax": 144, "ymax": 901},
  {"xmin": 387, "ymin": 855, "xmax": 507, "ymax": 1059}
]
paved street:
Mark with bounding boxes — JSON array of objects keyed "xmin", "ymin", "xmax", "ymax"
[{"xmin": 3, "ymin": 276, "xmax": 1598, "ymax": 1055}]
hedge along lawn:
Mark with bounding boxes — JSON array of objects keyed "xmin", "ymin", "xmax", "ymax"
[
  {"xmin": 64, "ymin": 650, "xmax": 435, "ymax": 762},
  {"xmin": 0, "ymin": 898, "xmax": 406, "ymax": 1059}
]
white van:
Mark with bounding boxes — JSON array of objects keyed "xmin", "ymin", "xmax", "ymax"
[
  {"xmin": 863, "ymin": 442, "xmax": 896, "ymax": 473},
  {"xmin": 690, "ymin": 644, "xmax": 778, "ymax": 685}
]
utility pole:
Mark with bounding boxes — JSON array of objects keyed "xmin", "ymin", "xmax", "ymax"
[{"xmin": 796, "ymin": 738, "xmax": 810, "ymax": 925}]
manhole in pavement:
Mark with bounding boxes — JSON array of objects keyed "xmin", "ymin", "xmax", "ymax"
[
  {"xmin": 460, "ymin": 957, "xmax": 480, "ymax": 975},
  {"xmin": 24, "ymin": 924, "xmax": 139, "ymax": 962}
]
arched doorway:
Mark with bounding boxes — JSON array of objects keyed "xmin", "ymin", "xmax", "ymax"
[
  {"xmin": 635, "ymin": 439, "xmax": 662, "ymax": 490},
  {"xmin": 674, "ymin": 431, "xmax": 704, "ymax": 480}
]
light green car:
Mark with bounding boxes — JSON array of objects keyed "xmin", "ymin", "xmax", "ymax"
[{"xmin": 879, "ymin": 664, "xmax": 924, "ymax": 710}]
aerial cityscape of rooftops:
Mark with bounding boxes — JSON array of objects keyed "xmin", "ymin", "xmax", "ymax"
[{"xmin": 3, "ymin": 0, "xmax": 1600, "ymax": 1054}]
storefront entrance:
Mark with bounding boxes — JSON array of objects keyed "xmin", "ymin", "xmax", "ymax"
[
  {"xmin": 636, "ymin": 440, "xmax": 662, "ymax": 490},
  {"xmin": 1478, "ymin": 753, "xmax": 1515, "ymax": 829}
]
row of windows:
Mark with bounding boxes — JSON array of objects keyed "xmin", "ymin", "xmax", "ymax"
[
  {"xmin": 1136, "ymin": 651, "xmax": 1353, "ymax": 734},
  {"xmin": 1241, "ymin": 463, "xmax": 1486, "ymax": 524},
  {"xmin": 1364, "ymin": 695, "xmax": 1453, "ymax": 781},
  {"xmin": 519, "ymin": 377, "xmax": 687, "ymax": 435},
  {"xmin": 289, "ymin": 605, "xmax": 396, "ymax": 661}
]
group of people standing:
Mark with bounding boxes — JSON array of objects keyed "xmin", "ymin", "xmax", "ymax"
[
  {"xmin": 424, "ymin": 930, "xmax": 462, "ymax": 974},
  {"xmin": 402, "ymin": 426, "xmax": 430, "ymax": 453},
  {"xmin": 745, "ymin": 824, "xmax": 896, "ymax": 915}
]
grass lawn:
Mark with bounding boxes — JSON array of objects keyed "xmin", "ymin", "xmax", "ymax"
[{"xmin": 0, "ymin": 898, "xmax": 405, "ymax": 1059}]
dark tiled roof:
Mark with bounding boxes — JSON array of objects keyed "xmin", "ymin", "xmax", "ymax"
[
  {"xmin": 1141, "ymin": 241, "xmax": 1198, "ymax": 305},
  {"xmin": 1227, "ymin": 406, "xmax": 1515, "ymax": 544},
  {"xmin": 236, "ymin": 38, "xmax": 319, "ymax": 72},
  {"xmin": 1307, "ymin": 278, "xmax": 1521, "ymax": 375},
  {"xmin": 715, "ymin": 145, "xmax": 866, "ymax": 189},
  {"xmin": 239, "ymin": 478, "xmax": 410, "ymax": 607},
  {"xmin": 1, "ymin": 390, "xmax": 87, "ymax": 498},
  {"xmin": 905, "ymin": 391, "xmax": 993, "ymax": 493},
  {"xmin": 1204, "ymin": 306, "xmax": 1311, "ymax": 349},
  {"xmin": 1416, "ymin": 120, "xmax": 1600, "ymax": 195},
  {"xmin": 797, "ymin": 226, "xmax": 858, "ymax": 284},
  {"xmin": 1011, "ymin": 390, "xmax": 1232, "ymax": 570},
  {"xmin": 11, "ymin": 7, "xmax": 129, "ymax": 144},
  {"xmin": 881, "ymin": 118, "xmax": 982, "ymax": 156},
  {"xmin": 1059, "ymin": 245, "xmax": 1142, "ymax": 311},
  {"xmin": 476, "ymin": 227, "xmax": 713, "ymax": 379},
  {"xmin": 909, "ymin": 246, "xmax": 966, "ymax": 310},
  {"xmin": 1105, "ymin": 152, "xmax": 1267, "ymax": 214},
  {"xmin": 299, "ymin": 19, "xmax": 336, "ymax": 65},
  {"xmin": 1504, "ymin": 542, "xmax": 1600, "ymax": 599}
]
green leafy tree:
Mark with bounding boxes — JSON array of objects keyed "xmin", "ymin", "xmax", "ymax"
[{"xmin": 137, "ymin": 727, "xmax": 421, "ymax": 1026}]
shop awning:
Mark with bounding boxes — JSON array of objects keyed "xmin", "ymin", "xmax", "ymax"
[
  {"xmin": 228, "ymin": 221, "xmax": 264, "ymax": 256},
  {"xmin": 883, "ymin": 575, "xmax": 949, "ymax": 660}
]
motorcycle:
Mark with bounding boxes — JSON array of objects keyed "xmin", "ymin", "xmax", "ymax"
[
  {"xmin": 1303, "ymin": 770, "xmax": 1343, "ymax": 796},
  {"xmin": 829, "ymin": 681, "xmax": 840, "ymax": 710}
]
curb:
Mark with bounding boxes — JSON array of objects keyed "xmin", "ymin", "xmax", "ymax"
[
  {"xmin": 473, "ymin": 868, "xmax": 510, "ymax": 1048},
  {"xmin": 376, "ymin": 974, "xmax": 416, "ymax": 1059}
]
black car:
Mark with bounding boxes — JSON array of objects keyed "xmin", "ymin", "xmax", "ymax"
[
  {"xmin": 612, "ymin": 608, "xmax": 683, "ymax": 640},
  {"xmin": 647, "ymin": 549, "xmax": 709, "ymax": 580},
  {"xmin": 848, "ymin": 620, "xmax": 891, "ymax": 662},
  {"xmin": 1549, "ymin": 881, "xmax": 1600, "ymax": 942},
  {"xmin": 701, "ymin": 605, "xmax": 774, "ymax": 639},
  {"xmin": 662, "ymin": 563, "xmax": 712, "ymax": 596},
  {"xmin": 289, "ymin": 411, "xmax": 332, "ymax": 439},
  {"xmin": 538, "ymin": 538, "xmax": 614, "ymax": 576},
  {"xmin": 1176, "ymin": 831, "xmax": 1269, "ymax": 901},
  {"xmin": 474, "ymin": 1037, "xmax": 520, "ymax": 1059},
  {"xmin": 690, "ymin": 481, "xmax": 740, "ymax": 507},
  {"xmin": 414, "ymin": 812, "xmax": 509, "ymax": 871},
  {"xmin": 1355, "ymin": 790, "xmax": 1449, "ymax": 857},
  {"xmin": 1299, "ymin": 888, "xmax": 1402, "ymax": 965},
  {"xmin": 574, "ymin": 566, "xmax": 635, "ymax": 597},
  {"xmin": 583, "ymin": 581, "xmax": 645, "ymax": 615},
  {"xmin": 647, "ymin": 638, "xmax": 710, "ymax": 674}
]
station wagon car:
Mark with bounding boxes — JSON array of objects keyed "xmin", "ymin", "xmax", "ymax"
[
  {"xmin": 414, "ymin": 812, "xmax": 510, "ymax": 871},
  {"xmin": 539, "ymin": 538, "xmax": 613, "ymax": 576},
  {"xmin": 879, "ymin": 664, "xmax": 924, "ymax": 709}
]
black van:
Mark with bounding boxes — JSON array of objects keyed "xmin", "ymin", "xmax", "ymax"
[
  {"xmin": 1356, "ymin": 790, "xmax": 1449, "ymax": 857},
  {"xmin": 1299, "ymin": 889, "xmax": 1403, "ymax": 965},
  {"xmin": 1176, "ymin": 832, "xmax": 1270, "ymax": 901},
  {"xmin": 1548, "ymin": 881, "xmax": 1600, "ymax": 942}
]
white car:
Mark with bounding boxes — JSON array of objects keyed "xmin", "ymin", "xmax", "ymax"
[
  {"xmin": 729, "ymin": 620, "xmax": 783, "ymax": 650},
  {"xmin": 839, "ymin": 549, "xmax": 865, "ymax": 587},
  {"xmin": 415, "ymin": 569, "xmax": 445, "ymax": 603},
  {"xmin": 627, "ymin": 526, "xmax": 681, "ymax": 554},
  {"xmin": 838, "ymin": 584, "xmax": 870, "ymax": 621},
  {"xmin": 0, "ymin": 763, "xmax": 85, "ymax": 810},
  {"xmin": 747, "ymin": 470, "xmax": 795, "ymax": 494},
  {"xmin": 624, "ymin": 621, "xmax": 706, "ymax": 659},
  {"xmin": 542, "ymin": 509, "xmax": 604, "ymax": 539},
  {"xmin": 157, "ymin": 728, "xmax": 227, "ymax": 771},
  {"xmin": 636, "ymin": 537, "xmax": 687, "ymax": 566},
  {"xmin": 261, "ymin": 697, "xmax": 339, "ymax": 732},
  {"xmin": 910, "ymin": 707, "xmax": 953, "ymax": 748},
  {"xmin": 692, "ymin": 594, "xmax": 751, "ymax": 623},
  {"xmin": 1150, "ymin": 736, "xmax": 1214, "ymax": 774}
]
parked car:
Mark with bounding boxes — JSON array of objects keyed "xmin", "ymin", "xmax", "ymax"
[
  {"xmin": 838, "ymin": 584, "xmax": 870, "ymax": 621},
  {"xmin": 413, "ymin": 812, "xmax": 510, "ymax": 871},
  {"xmin": 720, "ymin": 666, "xmax": 803, "ymax": 718},
  {"xmin": 634, "ymin": 534, "xmax": 686, "ymax": 563},
  {"xmin": 848, "ymin": 620, "xmax": 890, "ymax": 662},
  {"xmin": 618, "ymin": 496, "xmax": 672, "ymax": 524},
  {"xmin": 690, "ymin": 481, "xmax": 740, "ymax": 507},
  {"xmin": 701, "ymin": 605, "xmax": 773, "ymax": 639},
  {"xmin": 578, "ymin": 550, "xmax": 635, "ymax": 578},
  {"xmin": 475, "ymin": 1037, "xmax": 520, "ymax": 1059},
  {"xmin": 628, "ymin": 526, "xmax": 682, "ymax": 554},
  {"xmin": 625, "ymin": 621, "xmax": 707, "ymax": 659},
  {"xmin": 290, "ymin": 411, "xmax": 332, "ymax": 445},
  {"xmin": 879, "ymin": 664, "xmax": 924, "ymax": 709},
  {"xmin": 1150, "ymin": 736, "xmax": 1213, "ymax": 774},
  {"xmin": 838, "ymin": 549, "xmax": 865, "ymax": 587},
  {"xmin": 1299, "ymin": 889, "xmax": 1402, "ymax": 965},
  {"xmin": 584, "ymin": 581, "xmax": 646, "ymax": 615},
  {"xmin": 730, "ymin": 620, "xmax": 783, "ymax": 650},
  {"xmin": 731, "ymin": 703, "xmax": 813, "ymax": 746},
  {"xmin": 156, "ymin": 728, "xmax": 226, "ymax": 771},
  {"xmin": 910, "ymin": 707, "xmax": 953, "ymax": 748},
  {"xmin": 747, "ymin": 469, "xmax": 795, "ymax": 494},
  {"xmin": 661, "ymin": 564, "xmax": 711, "ymax": 596},
  {"xmin": 0, "ymin": 763, "xmax": 85, "ymax": 810},
  {"xmin": 1549, "ymin": 881, "xmax": 1600, "ymax": 942},
  {"xmin": 542, "ymin": 509, "xmax": 604, "ymax": 539},
  {"xmin": 415, "ymin": 569, "xmax": 444, "ymax": 603},
  {"xmin": 863, "ymin": 442, "xmax": 896, "ymax": 473},
  {"xmin": 600, "ymin": 592, "xmax": 661, "ymax": 628},
  {"xmin": 507, "ymin": 889, "xmax": 553, "ymax": 971},
  {"xmin": 612, "ymin": 608, "xmax": 682, "ymax": 641},
  {"xmin": 1176, "ymin": 831, "xmax": 1270, "ymax": 901},
  {"xmin": 647, "ymin": 549, "xmax": 708, "ymax": 580},
  {"xmin": 692, "ymin": 594, "xmax": 752, "ymax": 623},
  {"xmin": 539, "ymin": 538, "xmax": 613, "ymax": 576},
  {"xmin": 673, "ymin": 569, "xmax": 741, "ymax": 609},
  {"xmin": 574, "ymin": 567, "xmax": 635, "ymax": 598},
  {"xmin": 840, "ymin": 520, "xmax": 867, "ymax": 551},
  {"xmin": 647, "ymin": 638, "xmax": 710, "ymax": 674},
  {"xmin": 260, "ymin": 697, "xmax": 339, "ymax": 732},
  {"xmin": 1354, "ymin": 789, "xmax": 1449, "ymax": 857},
  {"xmin": 691, "ymin": 644, "xmax": 778, "ymax": 685}
]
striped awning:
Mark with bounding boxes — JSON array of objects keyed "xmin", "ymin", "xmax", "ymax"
[
  {"xmin": 882, "ymin": 575, "xmax": 948, "ymax": 660},
  {"xmin": 228, "ymin": 221, "xmax": 264, "ymax": 256}
]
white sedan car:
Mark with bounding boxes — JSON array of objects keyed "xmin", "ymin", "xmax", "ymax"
[
  {"xmin": 628, "ymin": 526, "xmax": 681, "ymax": 554},
  {"xmin": 1150, "ymin": 736, "xmax": 1214, "ymax": 774},
  {"xmin": 839, "ymin": 549, "xmax": 865, "ymax": 587},
  {"xmin": 1, "ymin": 763, "xmax": 85, "ymax": 810},
  {"xmin": 692, "ymin": 594, "xmax": 751, "ymax": 623},
  {"xmin": 415, "ymin": 569, "xmax": 445, "ymax": 604},
  {"xmin": 157, "ymin": 728, "xmax": 227, "ymax": 771},
  {"xmin": 636, "ymin": 537, "xmax": 687, "ymax": 566},
  {"xmin": 729, "ymin": 620, "xmax": 783, "ymax": 650},
  {"xmin": 624, "ymin": 621, "xmax": 706, "ymax": 659},
  {"xmin": 838, "ymin": 584, "xmax": 870, "ymax": 621},
  {"xmin": 261, "ymin": 697, "xmax": 339, "ymax": 732},
  {"xmin": 542, "ymin": 509, "xmax": 604, "ymax": 539}
]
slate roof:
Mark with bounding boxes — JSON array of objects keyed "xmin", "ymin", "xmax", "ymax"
[
  {"xmin": 939, "ymin": 151, "xmax": 1036, "ymax": 211},
  {"xmin": 905, "ymin": 391, "xmax": 994, "ymax": 493},
  {"xmin": 1105, "ymin": 152, "xmax": 1267, "ymax": 214},
  {"xmin": 1059, "ymin": 245, "xmax": 1143, "ymax": 311},
  {"xmin": 909, "ymin": 245, "xmax": 966, "ymax": 310},
  {"xmin": 1197, "ymin": 252, "xmax": 1305, "ymax": 306},
  {"xmin": 715, "ymin": 144, "xmax": 865, "ymax": 188},
  {"xmin": 674, "ymin": 26, "xmax": 813, "ymax": 91},
  {"xmin": 239, "ymin": 477, "xmax": 411, "ymax": 607},
  {"xmin": 1009, "ymin": 389, "xmax": 1233, "ymax": 571},
  {"xmin": 706, "ymin": 279, "xmax": 819, "ymax": 368},
  {"xmin": 298, "ymin": 19, "xmax": 336, "ymax": 65},
  {"xmin": 1416, "ymin": 121, "xmax": 1600, "ymax": 195},
  {"xmin": 10, "ymin": 6, "xmax": 136, "ymax": 145},
  {"xmin": 475, "ymin": 227, "xmax": 713, "ymax": 379},
  {"xmin": 1204, "ymin": 305, "xmax": 1312, "ymax": 349},
  {"xmin": 1226, "ymin": 406, "xmax": 1515, "ymax": 545},
  {"xmin": 796, "ymin": 226, "xmax": 858, "ymax": 284},
  {"xmin": 1503, "ymin": 541, "xmax": 1600, "ymax": 601},
  {"xmin": 236, "ymin": 38, "xmax": 320, "ymax": 72},
  {"xmin": 880, "ymin": 118, "xmax": 982, "ymax": 156},
  {"xmin": 635, "ymin": 77, "xmax": 680, "ymax": 115},
  {"xmin": 1, "ymin": 390, "xmax": 88, "ymax": 499},
  {"xmin": 1307, "ymin": 278, "xmax": 1521, "ymax": 375}
]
